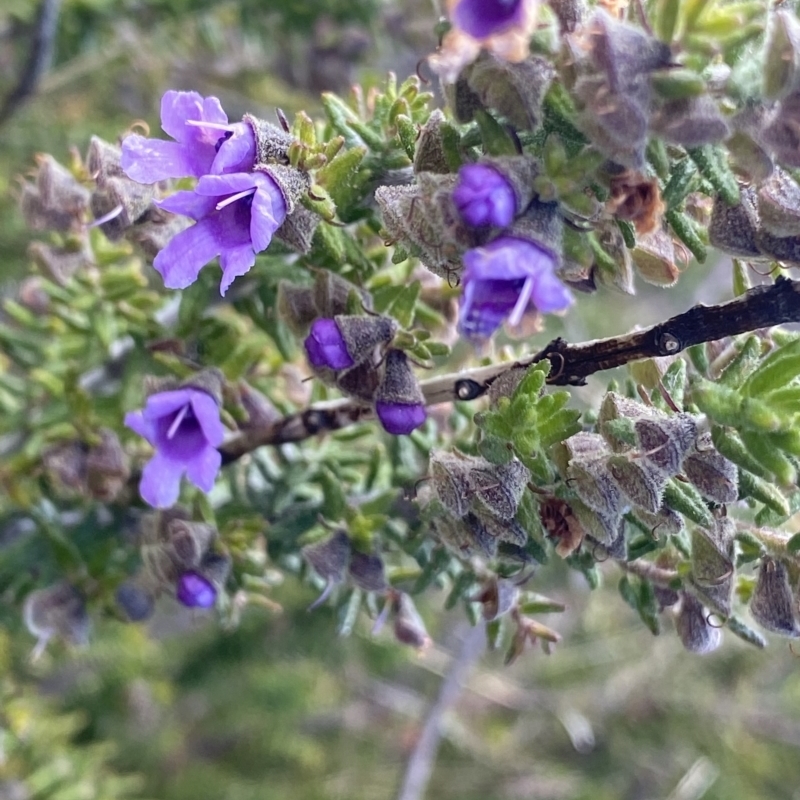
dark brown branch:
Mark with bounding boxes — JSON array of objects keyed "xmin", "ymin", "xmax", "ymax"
[{"xmin": 221, "ymin": 277, "xmax": 800, "ymax": 462}]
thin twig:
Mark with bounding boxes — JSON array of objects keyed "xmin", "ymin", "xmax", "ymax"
[
  {"xmin": 0, "ymin": 0, "xmax": 62, "ymax": 125},
  {"xmin": 618, "ymin": 559, "xmax": 679, "ymax": 587},
  {"xmin": 395, "ymin": 622, "xmax": 486, "ymax": 800},
  {"xmin": 221, "ymin": 277, "xmax": 800, "ymax": 462}
]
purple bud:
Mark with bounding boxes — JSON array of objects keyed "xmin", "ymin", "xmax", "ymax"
[
  {"xmin": 453, "ymin": 0, "xmax": 524, "ymax": 39},
  {"xmin": 176, "ymin": 571, "xmax": 217, "ymax": 608},
  {"xmin": 453, "ymin": 163, "xmax": 516, "ymax": 228},
  {"xmin": 304, "ymin": 318, "xmax": 355, "ymax": 370},
  {"xmin": 374, "ymin": 350, "xmax": 427, "ymax": 435},
  {"xmin": 375, "ymin": 401, "xmax": 427, "ymax": 435},
  {"xmin": 306, "ymin": 315, "xmax": 397, "ymax": 373}
]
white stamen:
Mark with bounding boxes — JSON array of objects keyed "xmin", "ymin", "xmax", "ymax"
[
  {"xmin": 507, "ymin": 276, "xmax": 536, "ymax": 327},
  {"xmin": 184, "ymin": 120, "xmax": 234, "ymax": 132},
  {"xmin": 166, "ymin": 403, "xmax": 190, "ymax": 439},
  {"xmin": 88, "ymin": 204, "xmax": 123, "ymax": 229},
  {"xmin": 215, "ymin": 188, "xmax": 256, "ymax": 211}
]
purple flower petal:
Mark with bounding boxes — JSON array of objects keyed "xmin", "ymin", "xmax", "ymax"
[
  {"xmin": 122, "ymin": 91, "xmax": 238, "ymax": 184},
  {"xmin": 188, "ymin": 391, "xmax": 225, "ymax": 446},
  {"xmin": 121, "ymin": 137, "xmax": 198, "ymax": 184},
  {"xmin": 157, "ymin": 190, "xmax": 218, "ymax": 221},
  {"xmin": 160, "ymin": 91, "xmax": 226, "ymax": 143},
  {"xmin": 127, "ymin": 386, "xmax": 224, "ymax": 509},
  {"xmin": 142, "ymin": 389, "xmax": 194, "ymax": 420},
  {"xmin": 532, "ymin": 270, "xmax": 574, "ymax": 313},
  {"xmin": 149, "ymin": 172, "xmax": 285, "ymax": 293},
  {"xmin": 195, "ymin": 173, "xmax": 258, "ymax": 196},
  {"xmin": 219, "ymin": 244, "xmax": 257, "ymax": 296},
  {"xmin": 177, "ymin": 571, "xmax": 217, "ymax": 608},
  {"xmin": 139, "ymin": 452, "xmax": 183, "ymax": 508},
  {"xmin": 250, "ymin": 176, "xmax": 287, "ymax": 253},
  {"xmin": 160, "ymin": 91, "xmax": 205, "ymax": 140},
  {"xmin": 211, "ymin": 122, "xmax": 256, "ymax": 174},
  {"xmin": 453, "ymin": 164, "xmax": 516, "ymax": 228},
  {"xmin": 124, "ymin": 410, "xmax": 155, "ymax": 442},
  {"xmin": 375, "ymin": 401, "xmax": 427, "ymax": 435},
  {"xmin": 154, "ymin": 218, "xmax": 221, "ymax": 289},
  {"xmin": 453, "ymin": 0, "xmax": 523, "ymax": 39},
  {"xmin": 458, "ymin": 236, "xmax": 572, "ymax": 340},
  {"xmin": 185, "ymin": 444, "xmax": 222, "ymax": 493},
  {"xmin": 305, "ymin": 319, "xmax": 354, "ymax": 370}
]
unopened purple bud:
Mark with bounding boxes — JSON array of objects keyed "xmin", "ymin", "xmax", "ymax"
[
  {"xmin": 375, "ymin": 400, "xmax": 427, "ymax": 435},
  {"xmin": 453, "ymin": 0, "xmax": 524, "ymax": 39},
  {"xmin": 176, "ymin": 571, "xmax": 217, "ymax": 608},
  {"xmin": 305, "ymin": 315, "xmax": 396, "ymax": 372},
  {"xmin": 374, "ymin": 350, "xmax": 427, "ymax": 435},
  {"xmin": 453, "ymin": 163, "xmax": 516, "ymax": 228},
  {"xmin": 304, "ymin": 318, "xmax": 355, "ymax": 370}
]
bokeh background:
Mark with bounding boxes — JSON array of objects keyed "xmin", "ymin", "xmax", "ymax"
[{"xmin": 2, "ymin": 1, "xmax": 800, "ymax": 798}]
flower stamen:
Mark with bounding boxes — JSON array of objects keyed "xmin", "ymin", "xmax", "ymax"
[
  {"xmin": 184, "ymin": 120, "xmax": 234, "ymax": 132},
  {"xmin": 215, "ymin": 188, "xmax": 257, "ymax": 211},
  {"xmin": 88, "ymin": 204, "xmax": 123, "ymax": 229},
  {"xmin": 507, "ymin": 276, "xmax": 535, "ymax": 327},
  {"xmin": 166, "ymin": 403, "xmax": 190, "ymax": 439}
]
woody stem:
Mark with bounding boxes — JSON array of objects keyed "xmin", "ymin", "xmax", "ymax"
[{"xmin": 220, "ymin": 277, "xmax": 800, "ymax": 463}]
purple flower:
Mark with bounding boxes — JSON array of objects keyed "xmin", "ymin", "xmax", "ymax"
[
  {"xmin": 177, "ymin": 571, "xmax": 217, "ymax": 608},
  {"xmin": 304, "ymin": 318, "xmax": 355, "ymax": 370},
  {"xmin": 124, "ymin": 388, "xmax": 225, "ymax": 508},
  {"xmin": 375, "ymin": 401, "xmax": 427, "ymax": 435},
  {"xmin": 453, "ymin": 164, "xmax": 516, "ymax": 228},
  {"xmin": 453, "ymin": 0, "xmax": 524, "ymax": 39},
  {"xmin": 458, "ymin": 236, "xmax": 572, "ymax": 340},
  {"xmin": 153, "ymin": 172, "xmax": 287, "ymax": 294},
  {"xmin": 121, "ymin": 90, "xmax": 256, "ymax": 183}
]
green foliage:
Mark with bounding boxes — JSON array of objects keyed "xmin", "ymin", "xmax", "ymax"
[{"xmin": 474, "ymin": 363, "xmax": 581, "ymax": 482}]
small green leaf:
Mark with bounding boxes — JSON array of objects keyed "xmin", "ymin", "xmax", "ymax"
[
  {"xmin": 739, "ymin": 471, "xmax": 791, "ymax": 518},
  {"xmin": 687, "ymin": 144, "xmax": 740, "ymax": 205},
  {"xmin": 663, "ymin": 479, "xmax": 715, "ymax": 527},
  {"xmin": 742, "ymin": 338, "xmax": 800, "ymax": 397},
  {"xmin": 387, "ymin": 281, "xmax": 421, "ymax": 329},
  {"xmin": 666, "ymin": 208, "xmax": 707, "ymax": 262},
  {"xmin": 732, "ymin": 259, "xmax": 751, "ymax": 296},
  {"xmin": 475, "ymin": 109, "xmax": 518, "ymax": 156},
  {"xmin": 718, "ymin": 335, "xmax": 762, "ymax": 388}
]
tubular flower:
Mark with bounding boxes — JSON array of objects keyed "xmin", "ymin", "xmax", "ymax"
[
  {"xmin": 458, "ymin": 236, "xmax": 572, "ymax": 340},
  {"xmin": 453, "ymin": 163, "xmax": 517, "ymax": 228},
  {"xmin": 153, "ymin": 172, "xmax": 287, "ymax": 294},
  {"xmin": 125, "ymin": 388, "xmax": 225, "ymax": 508},
  {"xmin": 121, "ymin": 90, "xmax": 256, "ymax": 183}
]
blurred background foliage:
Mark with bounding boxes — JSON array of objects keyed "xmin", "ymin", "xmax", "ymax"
[{"xmin": 2, "ymin": 1, "xmax": 800, "ymax": 799}]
